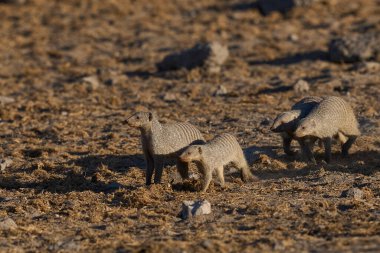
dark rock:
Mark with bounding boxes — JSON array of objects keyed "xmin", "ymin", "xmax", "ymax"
[
  {"xmin": 341, "ymin": 187, "xmax": 363, "ymax": 200},
  {"xmin": 157, "ymin": 42, "xmax": 229, "ymax": 74},
  {"xmin": 329, "ymin": 33, "xmax": 380, "ymax": 63},
  {"xmin": 0, "ymin": 0, "xmax": 27, "ymax": 4},
  {"xmin": 257, "ymin": 0, "xmax": 320, "ymax": 15}
]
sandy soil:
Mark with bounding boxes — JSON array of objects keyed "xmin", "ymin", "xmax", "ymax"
[{"xmin": 0, "ymin": 0, "xmax": 379, "ymax": 252}]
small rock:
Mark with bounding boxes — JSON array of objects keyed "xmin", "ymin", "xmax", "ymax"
[
  {"xmin": 0, "ymin": 158, "xmax": 12, "ymax": 173},
  {"xmin": 341, "ymin": 187, "xmax": 363, "ymax": 200},
  {"xmin": 162, "ymin": 93, "xmax": 177, "ymax": 102},
  {"xmin": 0, "ymin": 217, "xmax": 17, "ymax": 230},
  {"xmin": 82, "ymin": 76, "xmax": 100, "ymax": 91},
  {"xmin": 363, "ymin": 106, "xmax": 378, "ymax": 117},
  {"xmin": 201, "ymin": 240, "xmax": 213, "ymax": 249},
  {"xmin": 214, "ymin": 85, "xmax": 228, "ymax": 96},
  {"xmin": 205, "ymin": 42, "xmax": 229, "ymax": 74},
  {"xmin": 105, "ymin": 182, "xmax": 122, "ymax": 191},
  {"xmin": 260, "ymin": 117, "xmax": 271, "ymax": 126},
  {"xmin": 256, "ymin": 154, "xmax": 271, "ymax": 165},
  {"xmin": 0, "ymin": 96, "xmax": 15, "ymax": 104},
  {"xmin": 354, "ymin": 61, "xmax": 380, "ymax": 73},
  {"xmin": 329, "ymin": 33, "xmax": 380, "ymax": 63},
  {"xmin": 188, "ymin": 172, "xmax": 200, "ymax": 180},
  {"xmin": 293, "ymin": 79, "xmax": 310, "ymax": 93},
  {"xmin": 157, "ymin": 42, "xmax": 229, "ymax": 74},
  {"xmin": 289, "ymin": 34, "xmax": 299, "ymax": 42},
  {"xmin": 181, "ymin": 200, "xmax": 211, "ymax": 219}
]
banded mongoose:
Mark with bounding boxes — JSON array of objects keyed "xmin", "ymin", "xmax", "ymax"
[
  {"xmin": 126, "ymin": 112, "xmax": 205, "ymax": 185},
  {"xmin": 294, "ymin": 96, "xmax": 360, "ymax": 163},
  {"xmin": 179, "ymin": 133, "xmax": 255, "ymax": 192},
  {"xmin": 270, "ymin": 96, "xmax": 323, "ymax": 163}
]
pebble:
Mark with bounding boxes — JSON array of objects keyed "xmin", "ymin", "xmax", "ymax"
[
  {"xmin": 0, "ymin": 217, "xmax": 17, "ymax": 230},
  {"xmin": 0, "ymin": 158, "xmax": 12, "ymax": 173},
  {"xmin": 214, "ymin": 85, "xmax": 228, "ymax": 96},
  {"xmin": 329, "ymin": 33, "xmax": 380, "ymax": 63},
  {"xmin": 157, "ymin": 41, "xmax": 229, "ymax": 74},
  {"xmin": 82, "ymin": 75, "xmax": 100, "ymax": 91},
  {"xmin": 341, "ymin": 187, "xmax": 363, "ymax": 200},
  {"xmin": 0, "ymin": 96, "xmax": 15, "ymax": 104},
  {"xmin": 181, "ymin": 200, "xmax": 212, "ymax": 219},
  {"xmin": 293, "ymin": 79, "xmax": 310, "ymax": 93}
]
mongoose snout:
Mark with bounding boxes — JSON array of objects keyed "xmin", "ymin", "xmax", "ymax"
[
  {"xmin": 293, "ymin": 118, "xmax": 317, "ymax": 138},
  {"xmin": 270, "ymin": 111, "xmax": 299, "ymax": 133},
  {"xmin": 125, "ymin": 112, "xmax": 154, "ymax": 128},
  {"xmin": 179, "ymin": 145, "xmax": 203, "ymax": 163}
]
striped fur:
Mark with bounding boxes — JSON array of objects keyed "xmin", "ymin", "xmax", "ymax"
[
  {"xmin": 179, "ymin": 133, "xmax": 255, "ymax": 192},
  {"xmin": 271, "ymin": 96, "xmax": 323, "ymax": 161},
  {"xmin": 295, "ymin": 96, "xmax": 360, "ymax": 139},
  {"xmin": 294, "ymin": 96, "xmax": 360, "ymax": 162},
  {"xmin": 126, "ymin": 112, "xmax": 205, "ymax": 185}
]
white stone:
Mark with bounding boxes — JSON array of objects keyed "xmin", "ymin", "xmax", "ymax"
[
  {"xmin": 181, "ymin": 200, "xmax": 211, "ymax": 219},
  {"xmin": 0, "ymin": 218, "xmax": 17, "ymax": 230},
  {"xmin": 293, "ymin": 79, "xmax": 310, "ymax": 93}
]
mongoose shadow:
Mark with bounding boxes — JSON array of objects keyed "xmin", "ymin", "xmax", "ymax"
[
  {"xmin": 72, "ymin": 154, "xmax": 146, "ymax": 173},
  {"xmin": 322, "ymin": 150, "xmax": 380, "ymax": 175},
  {"xmin": 0, "ymin": 164, "xmax": 135, "ymax": 194},
  {"xmin": 249, "ymin": 50, "xmax": 328, "ymax": 66},
  {"xmin": 243, "ymin": 145, "xmax": 279, "ymax": 165},
  {"xmin": 243, "ymin": 144, "xmax": 317, "ymax": 178},
  {"xmin": 245, "ymin": 147, "xmax": 380, "ymax": 180}
]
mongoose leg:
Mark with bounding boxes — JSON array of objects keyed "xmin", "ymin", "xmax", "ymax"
[
  {"xmin": 283, "ymin": 136, "xmax": 296, "ymax": 156},
  {"xmin": 317, "ymin": 139, "xmax": 323, "ymax": 149},
  {"xmin": 307, "ymin": 137, "xmax": 318, "ymax": 151},
  {"xmin": 145, "ymin": 153, "xmax": 154, "ymax": 185},
  {"xmin": 299, "ymin": 139, "xmax": 316, "ymax": 164},
  {"xmin": 234, "ymin": 157, "xmax": 253, "ymax": 182},
  {"xmin": 201, "ymin": 167, "xmax": 213, "ymax": 192},
  {"xmin": 341, "ymin": 136, "xmax": 357, "ymax": 157},
  {"xmin": 215, "ymin": 166, "xmax": 225, "ymax": 188},
  {"xmin": 337, "ymin": 132, "xmax": 348, "ymax": 144},
  {"xmin": 176, "ymin": 159, "xmax": 190, "ymax": 179},
  {"xmin": 323, "ymin": 138, "xmax": 332, "ymax": 163},
  {"xmin": 153, "ymin": 158, "xmax": 164, "ymax": 184}
]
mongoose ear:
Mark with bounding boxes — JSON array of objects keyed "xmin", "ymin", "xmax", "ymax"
[
  {"xmin": 148, "ymin": 112, "xmax": 153, "ymax": 121},
  {"xmin": 311, "ymin": 119, "xmax": 317, "ymax": 127},
  {"xmin": 198, "ymin": 146, "xmax": 202, "ymax": 154}
]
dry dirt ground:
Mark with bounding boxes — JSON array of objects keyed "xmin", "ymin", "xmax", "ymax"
[{"xmin": 0, "ymin": 0, "xmax": 379, "ymax": 252}]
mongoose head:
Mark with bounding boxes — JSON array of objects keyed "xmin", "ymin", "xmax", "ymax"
[
  {"xmin": 125, "ymin": 112, "xmax": 155, "ymax": 129},
  {"xmin": 179, "ymin": 145, "xmax": 203, "ymax": 162},
  {"xmin": 270, "ymin": 111, "xmax": 300, "ymax": 133},
  {"xmin": 294, "ymin": 118, "xmax": 318, "ymax": 138}
]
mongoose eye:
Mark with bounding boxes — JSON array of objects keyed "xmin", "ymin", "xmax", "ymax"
[
  {"xmin": 302, "ymin": 126, "xmax": 305, "ymax": 130},
  {"xmin": 136, "ymin": 116, "xmax": 140, "ymax": 120}
]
